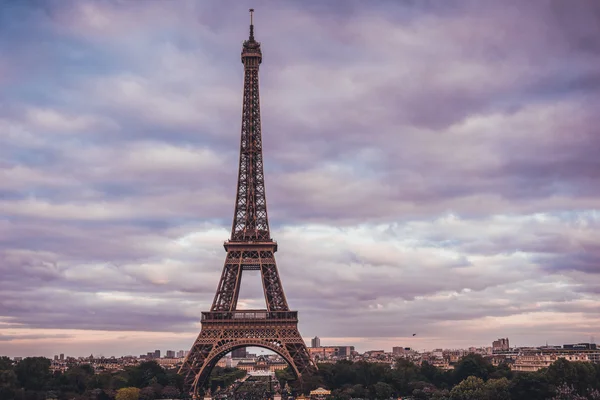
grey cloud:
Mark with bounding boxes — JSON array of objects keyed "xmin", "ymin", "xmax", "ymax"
[
  {"xmin": 0, "ymin": 290, "xmax": 199, "ymax": 332},
  {"xmin": 1, "ymin": 0, "xmax": 600, "ymax": 353},
  {"xmin": 540, "ymin": 248, "xmax": 600, "ymax": 275},
  {"xmin": 292, "ymin": 278, "xmax": 587, "ymax": 338},
  {"xmin": 0, "ymin": 334, "xmax": 74, "ymax": 342},
  {"xmin": 3, "ymin": 213, "xmax": 581, "ymax": 336},
  {"xmin": 3, "ymin": 0, "xmax": 598, "ymax": 223}
]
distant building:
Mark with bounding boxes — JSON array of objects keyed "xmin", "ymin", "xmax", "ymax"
[
  {"xmin": 432, "ymin": 349, "xmax": 444, "ymax": 358},
  {"xmin": 154, "ymin": 350, "xmax": 161, "ymax": 359},
  {"xmin": 54, "ymin": 355, "xmax": 59, "ymax": 360},
  {"xmin": 177, "ymin": 350, "xmax": 188, "ymax": 358},
  {"xmin": 309, "ymin": 387, "xmax": 331, "ymax": 399},
  {"xmin": 308, "ymin": 346, "xmax": 355, "ymax": 360},
  {"xmin": 430, "ymin": 359, "xmax": 453, "ymax": 370},
  {"xmin": 155, "ymin": 357, "xmax": 181, "ymax": 368},
  {"xmin": 311, "ymin": 336, "xmax": 321, "ymax": 348},
  {"xmin": 232, "ymin": 348, "xmax": 247, "ymax": 358},
  {"xmin": 563, "ymin": 343, "xmax": 597, "ymax": 350},
  {"xmin": 166, "ymin": 350, "xmax": 176, "ymax": 358},
  {"xmin": 512, "ymin": 353, "xmax": 590, "ymax": 372},
  {"xmin": 216, "ymin": 357, "xmax": 228, "ymax": 368},
  {"xmin": 540, "ymin": 345, "xmax": 562, "ymax": 350},
  {"xmin": 59, "ymin": 354, "xmax": 64, "ymax": 360},
  {"xmin": 392, "ymin": 347, "xmax": 405, "ymax": 355},
  {"xmin": 492, "ymin": 338, "xmax": 510, "ymax": 352},
  {"xmin": 338, "ymin": 346, "xmax": 355, "ymax": 357},
  {"xmin": 236, "ymin": 355, "xmax": 287, "ymax": 374}
]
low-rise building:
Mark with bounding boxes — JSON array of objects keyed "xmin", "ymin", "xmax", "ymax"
[
  {"xmin": 155, "ymin": 357, "xmax": 183, "ymax": 369},
  {"xmin": 512, "ymin": 353, "xmax": 590, "ymax": 372},
  {"xmin": 236, "ymin": 355, "xmax": 287, "ymax": 373},
  {"xmin": 309, "ymin": 387, "xmax": 331, "ymax": 399}
]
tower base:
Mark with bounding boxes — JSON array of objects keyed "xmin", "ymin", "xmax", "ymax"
[{"xmin": 179, "ymin": 310, "xmax": 315, "ymax": 396}]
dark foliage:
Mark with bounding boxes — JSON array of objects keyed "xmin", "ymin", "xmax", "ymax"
[
  {"xmin": 0, "ymin": 358, "xmax": 186, "ymax": 400},
  {"xmin": 452, "ymin": 354, "xmax": 494, "ymax": 384},
  {"xmin": 14, "ymin": 357, "xmax": 52, "ymax": 392},
  {"xmin": 277, "ymin": 356, "xmax": 600, "ymax": 400},
  {"xmin": 508, "ymin": 371, "xmax": 554, "ymax": 400},
  {"xmin": 1, "ymin": 355, "xmax": 600, "ymax": 399},
  {"xmin": 208, "ymin": 366, "xmax": 246, "ymax": 393}
]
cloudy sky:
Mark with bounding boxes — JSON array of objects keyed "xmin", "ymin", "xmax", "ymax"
[{"xmin": 1, "ymin": 0, "xmax": 600, "ymax": 358}]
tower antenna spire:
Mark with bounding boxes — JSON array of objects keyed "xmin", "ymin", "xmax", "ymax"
[{"xmin": 249, "ymin": 8, "xmax": 255, "ymax": 40}]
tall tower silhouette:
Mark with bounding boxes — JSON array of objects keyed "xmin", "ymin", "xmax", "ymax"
[{"xmin": 178, "ymin": 10, "xmax": 315, "ymax": 397}]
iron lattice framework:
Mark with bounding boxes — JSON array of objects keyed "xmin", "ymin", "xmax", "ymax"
[{"xmin": 179, "ymin": 10, "xmax": 315, "ymax": 397}]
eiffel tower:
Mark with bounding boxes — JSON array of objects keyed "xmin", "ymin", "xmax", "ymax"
[{"xmin": 179, "ymin": 10, "xmax": 316, "ymax": 397}]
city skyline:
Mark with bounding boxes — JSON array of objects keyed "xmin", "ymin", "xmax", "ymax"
[
  {"xmin": 9, "ymin": 338, "xmax": 600, "ymax": 361},
  {"xmin": 6, "ymin": 335, "xmax": 598, "ymax": 360},
  {"xmin": 2, "ymin": 0, "xmax": 600, "ymax": 359}
]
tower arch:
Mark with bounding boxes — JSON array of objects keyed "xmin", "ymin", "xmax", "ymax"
[{"xmin": 190, "ymin": 341, "xmax": 300, "ymax": 396}]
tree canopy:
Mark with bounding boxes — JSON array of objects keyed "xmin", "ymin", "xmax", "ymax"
[{"xmin": 2, "ymin": 355, "xmax": 600, "ymax": 399}]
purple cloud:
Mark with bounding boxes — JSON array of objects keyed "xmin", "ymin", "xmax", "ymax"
[{"xmin": 1, "ymin": 0, "xmax": 599, "ymax": 357}]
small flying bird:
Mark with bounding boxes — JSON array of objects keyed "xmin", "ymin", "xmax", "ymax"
[{"xmin": 412, "ymin": 333, "xmax": 417, "ymax": 336}]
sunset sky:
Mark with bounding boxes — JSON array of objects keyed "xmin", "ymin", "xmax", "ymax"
[{"xmin": 1, "ymin": 0, "xmax": 599, "ymax": 358}]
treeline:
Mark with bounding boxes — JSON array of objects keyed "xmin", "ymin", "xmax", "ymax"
[
  {"xmin": 3, "ymin": 354, "xmax": 600, "ymax": 399},
  {"xmin": 0, "ymin": 356, "xmax": 241, "ymax": 400},
  {"xmin": 277, "ymin": 355, "xmax": 600, "ymax": 400}
]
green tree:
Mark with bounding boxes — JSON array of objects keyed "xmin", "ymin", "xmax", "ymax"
[
  {"xmin": 450, "ymin": 376, "xmax": 486, "ymax": 400},
  {"xmin": 103, "ymin": 389, "xmax": 118, "ymax": 399},
  {"xmin": 373, "ymin": 381, "xmax": 393, "ymax": 399},
  {"xmin": 332, "ymin": 360, "xmax": 357, "ymax": 388},
  {"xmin": 65, "ymin": 365, "xmax": 94, "ymax": 393},
  {"xmin": 489, "ymin": 362, "xmax": 513, "ymax": 381},
  {"xmin": 546, "ymin": 359, "xmax": 578, "ymax": 388},
  {"xmin": 297, "ymin": 370, "xmax": 325, "ymax": 393},
  {"xmin": 162, "ymin": 385, "xmax": 180, "ymax": 398},
  {"xmin": 389, "ymin": 358, "xmax": 421, "ymax": 395},
  {"xmin": 509, "ymin": 372, "xmax": 553, "ymax": 400},
  {"xmin": 209, "ymin": 366, "xmax": 246, "ymax": 392},
  {"xmin": 116, "ymin": 386, "xmax": 141, "ymax": 400},
  {"xmin": 89, "ymin": 371, "xmax": 113, "ymax": 391},
  {"xmin": 0, "ymin": 356, "xmax": 14, "ymax": 370},
  {"xmin": 452, "ymin": 354, "xmax": 493, "ymax": 384},
  {"xmin": 411, "ymin": 381, "xmax": 439, "ymax": 399},
  {"xmin": 354, "ymin": 361, "xmax": 380, "ymax": 388},
  {"xmin": 139, "ymin": 386, "xmax": 156, "ymax": 400},
  {"xmin": 14, "ymin": 357, "xmax": 51, "ymax": 391},
  {"xmin": 484, "ymin": 378, "xmax": 510, "ymax": 400},
  {"xmin": 421, "ymin": 360, "xmax": 448, "ymax": 388},
  {"xmin": 431, "ymin": 389, "xmax": 451, "ymax": 400},
  {"xmin": 166, "ymin": 368, "xmax": 185, "ymax": 391},
  {"xmin": 275, "ymin": 367, "xmax": 295, "ymax": 386},
  {"xmin": 590, "ymin": 389, "xmax": 600, "ymax": 400},
  {"xmin": 0, "ymin": 369, "xmax": 19, "ymax": 399},
  {"xmin": 112, "ymin": 373, "xmax": 130, "ymax": 390},
  {"xmin": 128, "ymin": 361, "xmax": 169, "ymax": 388},
  {"xmin": 546, "ymin": 359, "xmax": 598, "ymax": 396},
  {"xmin": 572, "ymin": 361, "xmax": 597, "ymax": 394},
  {"xmin": 550, "ymin": 383, "xmax": 588, "ymax": 400},
  {"xmin": 450, "ymin": 376, "xmax": 511, "ymax": 400},
  {"xmin": 350, "ymin": 383, "xmax": 367, "ymax": 398}
]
